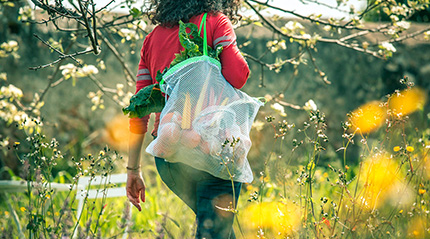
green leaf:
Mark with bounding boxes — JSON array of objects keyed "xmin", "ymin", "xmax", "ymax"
[{"xmin": 122, "ymin": 84, "xmax": 165, "ymax": 118}]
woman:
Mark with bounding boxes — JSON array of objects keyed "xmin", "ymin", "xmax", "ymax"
[{"xmin": 126, "ymin": 1, "xmax": 250, "ymax": 238}]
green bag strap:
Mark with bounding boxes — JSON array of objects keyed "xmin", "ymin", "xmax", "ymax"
[
  {"xmin": 198, "ymin": 12, "xmax": 208, "ymax": 56},
  {"xmin": 160, "ymin": 13, "xmax": 208, "ymax": 92}
]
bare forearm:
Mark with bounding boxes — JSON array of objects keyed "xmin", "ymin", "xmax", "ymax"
[{"xmin": 128, "ymin": 133, "xmax": 145, "ymax": 169}]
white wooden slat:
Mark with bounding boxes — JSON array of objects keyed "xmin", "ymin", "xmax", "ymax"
[
  {"xmin": 76, "ymin": 173, "xmax": 127, "ymax": 186},
  {"xmin": 75, "ymin": 187, "xmax": 126, "ymax": 199}
]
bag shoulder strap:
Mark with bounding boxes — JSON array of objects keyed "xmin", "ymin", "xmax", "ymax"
[{"xmin": 198, "ymin": 13, "xmax": 208, "ymax": 56}]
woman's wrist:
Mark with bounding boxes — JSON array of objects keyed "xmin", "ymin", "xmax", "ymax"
[{"xmin": 126, "ymin": 165, "xmax": 141, "ymax": 172}]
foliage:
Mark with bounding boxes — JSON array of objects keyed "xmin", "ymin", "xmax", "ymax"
[
  {"xmin": 122, "ymin": 83, "xmax": 165, "ymax": 118},
  {"xmin": 365, "ymin": 0, "xmax": 430, "ymax": 22}
]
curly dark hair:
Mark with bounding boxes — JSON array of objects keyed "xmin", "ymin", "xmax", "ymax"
[{"xmin": 146, "ymin": 0, "xmax": 242, "ymax": 27}]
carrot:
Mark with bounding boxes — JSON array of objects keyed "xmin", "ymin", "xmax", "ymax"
[
  {"xmin": 220, "ymin": 97, "xmax": 229, "ymax": 106},
  {"xmin": 194, "ymin": 77, "xmax": 210, "ymax": 116},
  {"xmin": 181, "ymin": 92, "xmax": 192, "ymax": 129},
  {"xmin": 208, "ymin": 87, "xmax": 215, "ymax": 106}
]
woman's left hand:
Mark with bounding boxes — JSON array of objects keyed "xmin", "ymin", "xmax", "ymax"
[{"xmin": 126, "ymin": 171, "xmax": 146, "ymax": 211}]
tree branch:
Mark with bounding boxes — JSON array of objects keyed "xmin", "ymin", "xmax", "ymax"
[
  {"xmin": 77, "ymin": 0, "xmax": 100, "ymax": 55},
  {"xmin": 97, "ymin": 29, "xmax": 135, "ymax": 83},
  {"xmin": 29, "ymin": 34, "xmax": 93, "ymax": 70}
]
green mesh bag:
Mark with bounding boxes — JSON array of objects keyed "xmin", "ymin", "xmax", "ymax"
[{"xmin": 146, "ymin": 13, "xmax": 263, "ymax": 183}]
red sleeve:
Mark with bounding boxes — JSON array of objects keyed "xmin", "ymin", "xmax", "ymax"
[
  {"xmin": 129, "ymin": 38, "xmax": 153, "ymax": 134},
  {"xmin": 212, "ymin": 14, "xmax": 249, "ymax": 89}
]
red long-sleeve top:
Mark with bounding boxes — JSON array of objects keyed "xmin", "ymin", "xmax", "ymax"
[{"xmin": 130, "ymin": 12, "xmax": 250, "ymax": 135}]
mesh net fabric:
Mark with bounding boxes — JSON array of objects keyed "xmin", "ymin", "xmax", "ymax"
[{"xmin": 146, "ymin": 56, "xmax": 262, "ymax": 183}]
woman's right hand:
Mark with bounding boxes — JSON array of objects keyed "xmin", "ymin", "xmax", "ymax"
[{"xmin": 126, "ymin": 171, "xmax": 146, "ymax": 211}]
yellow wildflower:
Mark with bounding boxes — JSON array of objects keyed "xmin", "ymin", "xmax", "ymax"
[
  {"xmin": 20, "ymin": 207, "xmax": 26, "ymax": 212},
  {"xmin": 242, "ymin": 201, "xmax": 300, "ymax": 236},
  {"xmin": 360, "ymin": 153, "xmax": 400, "ymax": 209},
  {"xmin": 388, "ymin": 87, "xmax": 427, "ymax": 117},
  {"xmin": 418, "ymin": 189, "xmax": 426, "ymax": 195},
  {"xmin": 393, "ymin": 146, "xmax": 401, "ymax": 152},
  {"xmin": 408, "ymin": 217, "xmax": 426, "ymax": 238},
  {"xmin": 349, "ymin": 101, "xmax": 387, "ymax": 134},
  {"xmin": 406, "ymin": 146, "xmax": 414, "ymax": 152}
]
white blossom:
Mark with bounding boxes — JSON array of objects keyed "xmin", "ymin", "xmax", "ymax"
[
  {"xmin": 302, "ymin": 34, "xmax": 312, "ymax": 40},
  {"xmin": 116, "ymin": 83, "xmax": 125, "ymax": 97},
  {"xmin": 380, "ymin": 42, "xmax": 397, "ymax": 53},
  {"xmin": 118, "ymin": 28, "xmax": 140, "ymax": 41},
  {"xmin": 284, "ymin": 21, "xmax": 304, "ymax": 31},
  {"xmin": 395, "ymin": 21, "xmax": 410, "ymax": 30},
  {"xmin": 1, "ymin": 40, "xmax": 19, "ymax": 52},
  {"xmin": 390, "ymin": 15, "xmax": 400, "ymax": 22},
  {"xmin": 387, "ymin": 27, "xmax": 397, "ymax": 36},
  {"xmin": 252, "ymin": 120, "xmax": 265, "ymax": 131},
  {"xmin": 323, "ymin": 25, "xmax": 332, "ymax": 32},
  {"xmin": 1, "ymin": 84, "xmax": 23, "ymax": 98},
  {"xmin": 303, "ymin": 99, "xmax": 318, "ymax": 111},
  {"xmin": 18, "ymin": 6, "xmax": 35, "ymax": 22},
  {"xmin": 271, "ymin": 103, "xmax": 287, "ymax": 117},
  {"xmin": 0, "ymin": 138, "xmax": 9, "ymax": 147},
  {"xmin": 88, "ymin": 91, "xmax": 104, "ymax": 111},
  {"xmin": 266, "ymin": 40, "xmax": 286, "ymax": 53},
  {"xmin": 425, "ymin": 31, "xmax": 430, "ymax": 40},
  {"xmin": 390, "ymin": 5, "xmax": 408, "ymax": 16},
  {"xmin": 60, "ymin": 64, "xmax": 98, "ymax": 78},
  {"xmin": 282, "ymin": 21, "xmax": 305, "ymax": 35},
  {"xmin": 60, "ymin": 64, "xmax": 77, "ymax": 78},
  {"xmin": 0, "ymin": 73, "xmax": 6, "ymax": 81},
  {"xmin": 81, "ymin": 65, "xmax": 99, "ymax": 75}
]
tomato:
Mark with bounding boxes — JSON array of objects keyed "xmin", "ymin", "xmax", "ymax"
[
  {"xmin": 159, "ymin": 123, "xmax": 180, "ymax": 145},
  {"xmin": 181, "ymin": 129, "xmax": 201, "ymax": 149},
  {"xmin": 160, "ymin": 111, "xmax": 182, "ymax": 125},
  {"xmin": 153, "ymin": 123, "xmax": 181, "ymax": 158},
  {"xmin": 152, "ymin": 143, "xmax": 175, "ymax": 158},
  {"xmin": 160, "ymin": 112, "xmax": 175, "ymax": 124},
  {"xmin": 199, "ymin": 141, "xmax": 211, "ymax": 155}
]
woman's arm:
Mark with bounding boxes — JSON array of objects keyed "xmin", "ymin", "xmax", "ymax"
[
  {"xmin": 212, "ymin": 13, "xmax": 250, "ymax": 89},
  {"xmin": 126, "ymin": 132, "xmax": 146, "ymax": 211}
]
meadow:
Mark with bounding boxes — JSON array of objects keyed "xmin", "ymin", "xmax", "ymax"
[{"xmin": 1, "ymin": 78, "xmax": 429, "ymax": 238}]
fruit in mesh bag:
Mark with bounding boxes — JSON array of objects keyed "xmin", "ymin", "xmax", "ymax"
[
  {"xmin": 181, "ymin": 129, "xmax": 201, "ymax": 149},
  {"xmin": 199, "ymin": 140, "xmax": 211, "ymax": 155},
  {"xmin": 160, "ymin": 111, "xmax": 182, "ymax": 125},
  {"xmin": 154, "ymin": 122, "xmax": 180, "ymax": 158}
]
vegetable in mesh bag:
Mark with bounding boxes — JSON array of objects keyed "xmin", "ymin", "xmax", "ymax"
[
  {"xmin": 122, "ymin": 83, "xmax": 165, "ymax": 118},
  {"xmin": 122, "ymin": 20, "xmax": 222, "ymax": 118}
]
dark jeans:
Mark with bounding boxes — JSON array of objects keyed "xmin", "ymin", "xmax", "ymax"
[{"xmin": 155, "ymin": 157, "xmax": 242, "ymax": 239}]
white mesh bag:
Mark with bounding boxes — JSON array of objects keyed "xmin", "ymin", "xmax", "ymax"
[{"xmin": 146, "ymin": 14, "xmax": 263, "ymax": 183}]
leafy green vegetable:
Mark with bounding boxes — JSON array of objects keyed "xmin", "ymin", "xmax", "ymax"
[
  {"xmin": 123, "ymin": 20, "xmax": 223, "ymax": 118},
  {"xmin": 122, "ymin": 84, "xmax": 165, "ymax": 118}
]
